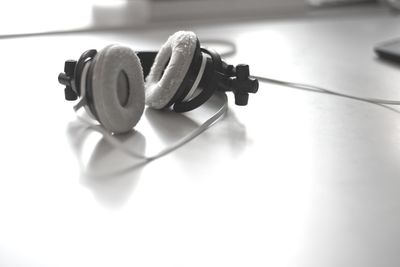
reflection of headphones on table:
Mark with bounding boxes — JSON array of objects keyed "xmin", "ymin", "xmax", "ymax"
[{"xmin": 58, "ymin": 31, "xmax": 259, "ymax": 134}]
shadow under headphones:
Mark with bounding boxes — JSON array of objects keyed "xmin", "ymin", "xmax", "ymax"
[{"xmin": 58, "ymin": 31, "xmax": 259, "ymax": 134}]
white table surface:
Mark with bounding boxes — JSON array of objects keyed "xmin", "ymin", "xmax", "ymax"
[{"xmin": 1, "ymin": 6, "xmax": 400, "ymax": 267}]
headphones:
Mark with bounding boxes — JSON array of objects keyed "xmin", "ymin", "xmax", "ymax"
[{"xmin": 58, "ymin": 31, "xmax": 259, "ymax": 134}]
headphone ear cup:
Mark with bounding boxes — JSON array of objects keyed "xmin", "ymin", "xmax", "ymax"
[
  {"xmin": 145, "ymin": 31, "xmax": 198, "ymax": 109},
  {"xmin": 90, "ymin": 45, "xmax": 145, "ymax": 134}
]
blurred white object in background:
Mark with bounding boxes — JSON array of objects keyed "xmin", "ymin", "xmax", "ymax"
[
  {"xmin": 92, "ymin": 0, "xmax": 150, "ymax": 28},
  {"xmin": 0, "ymin": 0, "xmax": 150, "ymax": 36}
]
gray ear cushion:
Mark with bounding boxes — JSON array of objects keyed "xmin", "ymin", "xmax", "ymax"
[
  {"xmin": 91, "ymin": 45, "xmax": 145, "ymax": 134},
  {"xmin": 145, "ymin": 31, "xmax": 198, "ymax": 109}
]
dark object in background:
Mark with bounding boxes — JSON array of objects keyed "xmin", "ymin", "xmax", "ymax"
[
  {"xmin": 308, "ymin": 0, "xmax": 377, "ymax": 7},
  {"xmin": 375, "ymin": 38, "xmax": 400, "ymax": 64}
]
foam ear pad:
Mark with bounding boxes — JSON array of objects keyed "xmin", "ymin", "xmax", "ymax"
[
  {"xmin": 145, "ymin": 31, "xmax": 198, "ymax": 109},
  {"xmin": 90, "ymin": 45, "xmax": 145, "ymax": 134}
]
